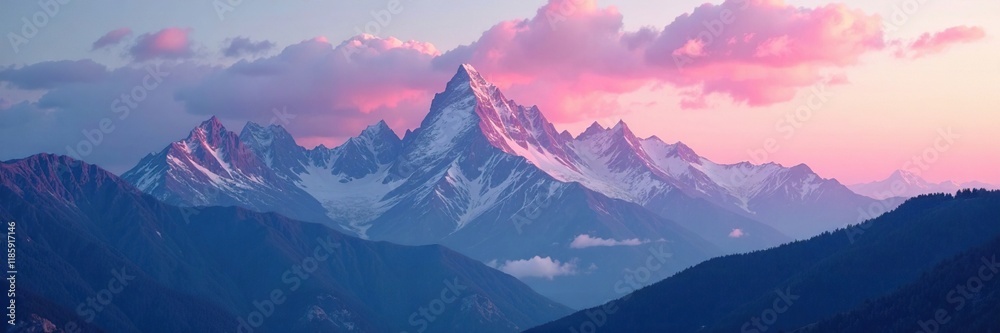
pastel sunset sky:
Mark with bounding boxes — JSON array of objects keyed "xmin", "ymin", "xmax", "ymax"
[{"xmin": 1, "ymin": 0, "xmax": 997, "ymax": 184}]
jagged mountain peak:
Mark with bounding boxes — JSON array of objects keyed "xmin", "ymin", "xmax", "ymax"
[
  {"xmin": 240, "ymin": 121, "xmax": 296, "ymax": 146},
  {"xmin": 185, "ymin": 116, "xmax": 229, "ymax": 147},
  {"xmin": 128, "ymin": 116, "xmax": 272, "ymax": 187},
  {"xmin": 578, "ymin": 121, "xmax": 608, "ymax": 140},
  {"xmin": 790, "ymin": 163, "xmax": 815, "ymax": 174},
  {"xmin": 242, "ymin": 120, "xmax": 290, "ymax": 136},
  {"xmin": 409, "ymin": 64, "xmax": 570, "ymax": 165},
  {"xmin": 204, "ymin": 115, "xmax": 224, "ymax": 128},
  {"xmin": 358, "ymin": 120, "xmax": 398, "ymax": 140},
  {"xmin": 609, "ymin": 120, "xmax": 639, "ymax": 140},
  {"xmin": 344, "ymin": 120, "xmax": 402, "ymax": 152},
  {"xmin": 668, "ymin": 141, "xmax": 701, "ymax": 164},
  {"xmin": 444, "ymin": 63, "xmax": 493, "ymax": 94},
  {"xmin": 576, "ymin": 119, "xmax": 642, "ymax": 149}
]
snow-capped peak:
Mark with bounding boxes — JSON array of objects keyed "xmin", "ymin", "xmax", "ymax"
[
  {"xmin": 358, "ymin": 120, "xmax": 398, "ymax": 141},
  {"xmin": 888, "ymin": 169, "xmax": 927, "ymax": 185},
  {"xmin": 186, "ymin": 116, "xmax": 227, "ymax": 148},
  {"xmin": 671, "ymin": 141, "xmax": 702, "ymax": 164},
  {"xmin": 240, "ymin": 122, "xmax": 296, "ymax": 148},
  {"xmin": 578, "ymin": 122, "xmax": 608, "ymax": 140}
]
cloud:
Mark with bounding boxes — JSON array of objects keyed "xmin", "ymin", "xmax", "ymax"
[
  {"xmin": 222, "ymin": 37, "xmax": 276, "ymax": 58},
  {"xmin": 435, "ymin": 0, "xmax": 653, "ymax": 121},
  {"xmin": 646, "ymin": 0, "xmax": 885, "ymax": 109},
  {"xmin": 92, "ymin": 28, "xmax": 132, "ymax": 50},
  {"xmin": 0, "ymin": 61, "xmax": 215, "ymax": 172},
  {"xmin": 129, "ymin": 27, "xmax": 195, "ymax": 61},
  {"xmin": 569, "ymin": 234, "xmax": 646, "ymax": 249},
  {"xmin": 176, "ymin": 35, "xmax": 446, "ymax": 143},
  {"xmin": 432, "ymin": 0, "xmax": 895, "ymax": 116},
  {"xmin": 496, "ymin": 256, "xmax": 578, "ymax": 280},
  {"xmin": 0, "ymin": 60, "xmax": 108, "ymax": 90},
  {"xmin": 896, "ymin": 26, "xmax": 986, "ymax": 59},
  {"xmin": 729, "ymin": 229, "xmax": 746, "ymax": 238}
]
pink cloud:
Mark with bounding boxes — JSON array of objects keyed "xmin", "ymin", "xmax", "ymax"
[
  {"xmin": 729, "ymin": 229, "xmax": 746, "ymax": 238},
  {"xmin": 0, "ymin": 60, "xmax": 108, "ymax": 90},
  {"xmin": 130, "ymin": 27, "xmax": 194, "ymax": 61},
  {"xmin": 896, "ymin": 25, "xmax": 986, "ymax": 59},
  {"xmin": 156, "ymin": 1, "xmax": 983, "ymax": 147},
  {"xmin": 436, "ymin": 0, "xmax": 890, "ymax": 116},
  {"xmin": 92, "ymin": 28, "xmax": 132, "ymax": 50},
  {"xmin": 435, "ymin": 0, "xmax": 655, "ymax": 122},
  {"xmin": 648, "ymin": 0, "xmax": 885, "ymax": 108},
  {"xmin": 176, "ymin": 35, "xmax": 446, "ymax": 146}
]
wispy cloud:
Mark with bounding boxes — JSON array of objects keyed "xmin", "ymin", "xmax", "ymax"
[
  {"xmin": 494, "ymin": 256, "xmax": 578, "ymax": 280},
  {"xmin": 92, "ymin": 28, "xmax": 132, "ymax": 50},
  {"xmin": 222, "ymin": 37, "xmax": 275, "ymax": 58},
  {"xmin": 569, "ymin": 234, "xmax": 646, "ymax": 249},
  {"xmin": 895, "ymin": 25, "xmax": 986, "ymax": 59}
]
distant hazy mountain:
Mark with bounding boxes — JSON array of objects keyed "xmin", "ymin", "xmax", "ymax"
[
  {"xmin": 526, "ymin": 190, "xmax": 1000, "ymax": 333},
  {"xmin": 848, "ymin": 169, "xmax": 998, "ymax": 200},
  {"xmin": 121, "ymin": 64, "xmax": 889, "ymax": 307},
  {"xmin": 2, "ymin": 154, "xmax": 571, "ymax": 333}
]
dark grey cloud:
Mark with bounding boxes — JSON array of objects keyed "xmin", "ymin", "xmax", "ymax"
[
  {"xmin": 222, "ymin": 37, "xmax": 276, "ymax": 58},
  {"xmin": 0, "ymin": 61, "xmax": 214, "ymax": 173},
  {"xmin": 92, "ymin": 28, "xmax": 133, "ymax": 50},
  {"xmin": 0, "ymin": 60, "xmax": 108, "ymax": 90},
  {"xmin": 176, "ymin": 35, "xmax": 447, "ymax": 141},
  {"xmin": 0, "ymin": 35, "xmax": 450, "ymax": 172}
]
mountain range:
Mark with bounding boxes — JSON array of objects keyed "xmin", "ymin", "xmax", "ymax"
[
  {"xmin": 2, "ymin": 154, "xmax": 571, "ymax": 332},
  {"xmin": 4, "ymin": 64, "xmax": 997, "ymax": 332},
  {"xmin": 849, "ymin": 169, "xmax": 999, "ymax": 200},
  {"xmin": 120, "ymin": 64, "xmax": 892, "ymax": 308}
]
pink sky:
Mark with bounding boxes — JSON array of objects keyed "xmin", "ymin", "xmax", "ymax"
[
  {"xmin": 284, "ymin": 0, "xmax": 1000, "ymax": 184},
  {"xmin": 1, "ymin": 0, "xmax": 996, "ymax": 184},
  {"xmin": 452, "ymin": 0, "xmax": 1000, "ymax": 184}
]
